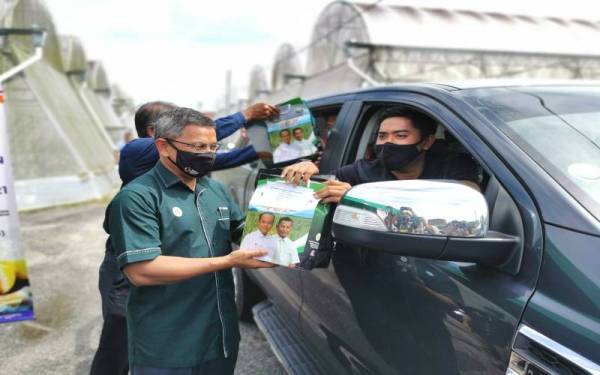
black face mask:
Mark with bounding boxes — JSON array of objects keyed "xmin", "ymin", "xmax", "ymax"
[
  {"xmin": 374, "ymin": 141, "xmax": 423, "ymax": 171},
  {"xmin": 166, "ymin": 140, "xmax": 215, "ymax": 178}
]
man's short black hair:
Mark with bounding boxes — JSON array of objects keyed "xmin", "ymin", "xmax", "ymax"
[
  {"xmin": 277, "ymin": 217, "xmax": 293, "ymax": 226},
  {"xmin": 153, "ymin": 107, "xmax": 215, "ymax": 140},
  {"xmin": 134, "ymin": 101, "xmax": 176, "ymax": 137},
  {"xmin": 258, "ymin": 212, "xmax": 275, "ymax": 221},
  {"xmin": 378, "ymin": 107, "xmax": 437, "ymax": 138},
  {"xmin": 279, "ymin": 129, "xmax": 291, "ymax": 136},
  {"xmin": 293, "ymin": 128, "xmax": 303, "ymax": 134},
  {"xmin": 363, "ymin": 107, "xmax": 438, "ymax": 160}
]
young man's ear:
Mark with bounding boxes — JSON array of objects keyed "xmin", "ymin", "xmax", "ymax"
[{"xmin": 421, "ymin": 134, "xmax": 436, "ymax": 151}]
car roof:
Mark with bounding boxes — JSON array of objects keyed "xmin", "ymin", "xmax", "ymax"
[
  {"xmin": 422, "ymin": 79, "xmax": 600, "ymax": 91},
  {"xmin": 307, "ymin": 79, "xmax": 600, "ymax": 105}
]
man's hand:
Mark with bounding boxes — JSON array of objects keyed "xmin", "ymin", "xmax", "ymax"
[
  {"xmin": 243, "ymin": 103, "xmax": 279, "ymax": 122},
  {"xmin": 227, "ymin": 249, "xmax": 276, "ymax": 269},
  {"xmin": 281, "ymin": 161, "xmax": 319, "ymax": 185},
  {"xmin": 314, "ymin": 180, "xmax": 352, "ymax": 204}
]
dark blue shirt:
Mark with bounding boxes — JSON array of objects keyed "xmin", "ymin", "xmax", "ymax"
[{"xmin": 119, "ymin": 112, "xmax": 257, "ymax": 185}]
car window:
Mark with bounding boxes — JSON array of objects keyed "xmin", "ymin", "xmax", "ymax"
[
  {"xmin": 310, "ymin": 106, "xmax": 342, "ymax": 148},
  {"xmin": 460, "ymin": 86, "xmax": 600, "ymax": 220},
  {"xmin": 351, "ymin": 105, "xmax": 457, "ymax": 161},
  {"xmin": 349, "ymin": 104, "xmax": 486, "ymax": 186}
]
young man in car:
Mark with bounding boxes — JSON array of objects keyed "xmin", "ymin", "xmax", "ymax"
[{"xmin": 281, "ymin": 106, "xmax": 480, "ymax": 201}]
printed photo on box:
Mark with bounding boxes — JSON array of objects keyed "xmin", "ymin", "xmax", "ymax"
[
  {"xmin": 241, "ymin": 175, "xmax": 329, "ymax": 268},
  {"xmin": 266, "ymin": 98, "xmax": 317, "ymax": 163}
]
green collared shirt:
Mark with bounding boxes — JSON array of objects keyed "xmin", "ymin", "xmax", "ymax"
[{"xmin": 104, "ymin": 161, "xmax": 244, "ymax": 368}]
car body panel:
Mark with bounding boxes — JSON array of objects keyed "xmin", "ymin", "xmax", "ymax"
[{"xmin": 521, "ymin": 224, "xmax": 600, "ymax": 364}]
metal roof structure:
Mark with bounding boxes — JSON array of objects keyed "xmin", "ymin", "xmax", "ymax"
[
  {"xmin": 59, "ymin": 35, "xmax": 86, "ymax": 75},
  {"xmin": 110, "ymin": 83, "xmax": 136, "ymax": 134},
  {"xmin": 243, "ymin": 0, "xmax": 600, "ymax": 106},
  {"xmin": 59, "ymin": 36, "xmax": 125, "ymax": 148},
  {"xmin": 82, "ymin": 60, "xmax": 128, "ymax": 144},
  {"xmin": 271, "ymin": 43, "xmax": 304, "ymax": 92},
  {"xmin": 248, "ymin": 65, "xmax": 269, "ymax": 102},
  {"xmin": 0, "ymin": 0, "xmax": 122, "ymax": 210},
  {"xmin": 86, "ymin": 60, "xmax": 110, "ymax": 93}
]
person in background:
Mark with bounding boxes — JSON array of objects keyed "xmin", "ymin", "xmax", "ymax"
[
  {"xmin": 313, "ymin": 113, "xmax": 337, "ymax": 167},
  {"xmin": 119, "ymin": 102, "xmax": 278, "ymax": 185},
  {"xmin": 90, "ymin": 101, "xmax": 278, "ymax": 375},
  {"xmin": 320, "ymin": 113, "xmax": 337, "ymax": 147}
]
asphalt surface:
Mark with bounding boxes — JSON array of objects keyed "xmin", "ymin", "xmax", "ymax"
[{"xmin": 0, "ymin": 202, "xmax": 285, "ymax": 375}]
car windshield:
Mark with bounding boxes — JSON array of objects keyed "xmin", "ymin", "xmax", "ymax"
[{"xmin": 459, "ymin": 86, "xmax": 600, "ymax": 220}]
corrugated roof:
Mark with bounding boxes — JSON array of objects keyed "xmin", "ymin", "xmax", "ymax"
[
  {"xmin": 307, "ymin": 1, "xmax": 600, "ymax": 74},
  {"xmin": 1, "ymin": 0, "xmax": 64, "ymax": 71},
  {"xmin": 59, "ymin": 35, "xmax": 87, "ymax": 74},
  {"xmin": 355, "ymin": 2, "xmax": 600, "ymax": 55},
  {"xmin": 86, "ymin": 60, "xmax": 110, "ymax": 93}
]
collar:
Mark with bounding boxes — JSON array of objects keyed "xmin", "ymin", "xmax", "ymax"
[
  {"xmin": 155, "ymin": 160, "xmax": 209, "ymax": 190},
  {"xmin": 155, "ymin": 161, "xmax": 180, "ymax": 189}
]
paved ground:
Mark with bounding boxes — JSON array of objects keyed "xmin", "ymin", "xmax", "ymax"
[{"xmin": 0, "ymin": 202, "xmax": 285, "ymax": 375}]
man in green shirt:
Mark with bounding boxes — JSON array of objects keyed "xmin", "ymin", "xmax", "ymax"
[{"xmin": 105, "ymin": 107, "xmax": 273, "ymax": 374}]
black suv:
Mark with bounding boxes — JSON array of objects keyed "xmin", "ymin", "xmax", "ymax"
[{"xmin": 214, "ymin": 82, "xmax": 600, "ymax": 375}]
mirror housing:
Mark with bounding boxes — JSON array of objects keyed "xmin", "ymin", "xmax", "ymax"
[{"xmin": 332, "ymin": 180, "xmax": 520, "ymax": 266}]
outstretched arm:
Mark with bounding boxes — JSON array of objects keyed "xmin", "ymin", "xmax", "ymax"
[
  {"xmin": 124, "ymin": 249, "xmax": 274, "ymax": 287},
  {"xmin": 215, "ymin": 103, "xmax": 279, "ymax": 140}
]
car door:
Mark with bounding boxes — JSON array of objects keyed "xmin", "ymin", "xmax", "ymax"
[{"xmin": 299, "ymin": 90, "xmax": 544, "ymax": 374}]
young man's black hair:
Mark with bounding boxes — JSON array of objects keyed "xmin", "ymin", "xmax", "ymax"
[
  {"xmin": 377, "ymin": 106, "xmax": 437, "ymax": 138},
  {"xmin": 363, "ymin": 107, "xmax": 438, "ymax": 160}
]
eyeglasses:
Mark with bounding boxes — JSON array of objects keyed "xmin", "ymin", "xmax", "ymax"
[{"xmin": 166, "ymin": 139, "xmax": 220, "ymax": 153}]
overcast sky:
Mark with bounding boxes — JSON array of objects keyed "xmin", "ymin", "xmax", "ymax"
[{"xmin": 48, "ymin": 0, "xmax": 600, "ymax": 111}]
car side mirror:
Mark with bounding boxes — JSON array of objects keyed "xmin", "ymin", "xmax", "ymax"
[{"xmin": 332, "ymin": 180, "xmax": 520, "ymax": 266}]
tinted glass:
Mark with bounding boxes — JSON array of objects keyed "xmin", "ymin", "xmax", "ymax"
[{"xmin": 460, "ymin": 86, "xmax": 600, "ymax": 220}]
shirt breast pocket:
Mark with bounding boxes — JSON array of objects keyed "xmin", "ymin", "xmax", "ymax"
[{"xmin": 217, "ymin": 206, "xmax": 231, "ymax": 230}]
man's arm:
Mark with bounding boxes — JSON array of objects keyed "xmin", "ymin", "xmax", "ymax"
[
  {"xmin": 124, "ymin": 249, "xmax": 270, "ymax": 287},
  {"xmin": 109, "ymin": 189, "xmax": 272, "ymax": 288},
  {"xmin": 215, "ymin": 112, "xmax": 246, "ymax": 141},
  {"xmin": 215, "ymin": 103, "xmax": 279, "ymax": 140},
  {"xmin": 213, "ymin": 145, "xmax": 258, "ymax": 171}
]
